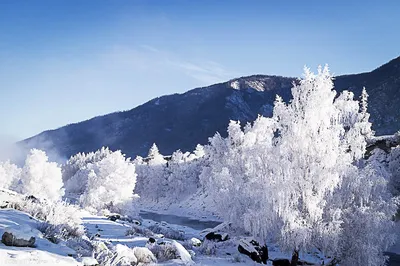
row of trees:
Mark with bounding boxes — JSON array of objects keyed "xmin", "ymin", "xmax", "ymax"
[{"xmin": 134, "ymin": 143, "xmax": 205, "ymax": 203}]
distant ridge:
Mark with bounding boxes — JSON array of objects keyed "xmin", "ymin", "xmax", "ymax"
[{"xmin": 21, "ymin": 56, "xmax": 400, "ymax": 159}]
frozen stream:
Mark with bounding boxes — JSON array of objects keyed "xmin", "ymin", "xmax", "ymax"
[{"xmin": 139, "ymin": 210, "xmax": 221, "ymax": 231}]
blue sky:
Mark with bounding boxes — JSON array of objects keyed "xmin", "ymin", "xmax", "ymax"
[{"xmin": 0, "ymin": 0, "xmax": 399, "ymax": 140}]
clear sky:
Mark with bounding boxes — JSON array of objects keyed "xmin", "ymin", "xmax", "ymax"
[{"xmin": 0, "ymin": 0, "xmax": 399, "ymax": 140}]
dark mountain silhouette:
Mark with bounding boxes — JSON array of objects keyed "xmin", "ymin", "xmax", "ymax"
[{"xmin": 21, "ymin": 56, "xmax": 400, "ymax": 159}]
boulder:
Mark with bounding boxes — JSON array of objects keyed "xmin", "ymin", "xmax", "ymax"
[
  {"xmin": 171, "ymin": 240, "xmax": 193, "ymax": 264},
  {"xmin": 238, "ymin": 238, "xmax": 268, "ymax": 264},
  {"xmin": 189, "ymin": 237, "xmax": 202, "ymax": 247},
  {"xmin": 273, "ymin": 259, "xmax": 291, "ymax": 266},
  {"xmin": 114, "ymin": 244, "xmax": 138, "ymax": 265},
  {"xmin": 107, "ymin": 214, "xmax": 121, "ymax": 222},
  {"xmin": 133, "ymin": 247, "xmax": 157, "ymax": 264},
  {"xmin": 205, "ymin": 231, "xmax": 229, "ymax": 242},
  {"xmin": 81, "ymin": 257, "xmax": 99, "ymax": 266},
  {"xmin": 1, "ymin": 229, "xmax": 36, "ymax": 247}
]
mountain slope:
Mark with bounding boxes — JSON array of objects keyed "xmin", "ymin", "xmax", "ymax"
[{"xmin": 21, "ymin": 57, "xmax": 400, "ymax": 159}]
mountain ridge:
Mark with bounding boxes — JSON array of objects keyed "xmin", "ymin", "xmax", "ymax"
[{"xmin": 21, "ymin": 56, "xmax": 400, "ymax": 159}]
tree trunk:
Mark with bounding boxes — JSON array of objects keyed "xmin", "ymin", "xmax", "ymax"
[{"xmin": 290, "ymin": 249, "xmax": 299, "ymax": 266}]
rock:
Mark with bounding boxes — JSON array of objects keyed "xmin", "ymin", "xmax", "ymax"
[
  {"xmin": 237, "ymin": 238, "xmax": 268, "ymax": 264},
  {"xmin": 188, "ymin": 250, "xmax": 196, "ymax": 257},
  {"xmin": 273, "ymin": 258, "xmax": 291, "ymax": 266},
  {"xmin": 205, "ymin": 231, "xmax": 229, "ymax": 242},
  {"xmin": 148, "ymin": 237, "xmax": 156, "ymax": 244},
  {"xmin": 133, "ymin": 247, "xmax": 157, "ymax": 264},
  {"xmin": 107, "ymin": 214, "xmax": 121, "ymax": 222},
  {"xmin": 190, "ymin": 237, "xmax": 202, "ymax": 247},
  {"xmin": 172, "ymin": 240, "xmax": 193, "ymax": 264},
  {"xmin": 2, "ymin": 230, "xmax": 35, "ymax": 247},
  {"xmin": 131, "ymin": 219, "xmax": 141, "ymax": 226},
  {"xmin": 115, "ymin": 244, "xmax": 138, "ymax": 265}
]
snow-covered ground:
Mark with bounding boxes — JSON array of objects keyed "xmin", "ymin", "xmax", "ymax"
[
  {"xmin": 0, "ymin": 209, "xmax": 78, "ymax": 266},
  {"xmin": 0, "ymin": 206, "xmax": 331, "ymax": 266},
  {"xmin": 0, "ymin": 185, "xmax": 399, "ymax": 266}
]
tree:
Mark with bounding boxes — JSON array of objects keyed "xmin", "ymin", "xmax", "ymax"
[
  {"xmin": 135, "ymin": 144, "xmax": 168, "ymax": 202},
  {"xmin": 202, "ymin": 66, "xmax": 397, "ymax": 265},
  {"xmin": 63, "ymin": 147, "xmax": 113, "ymax": 195},
  {"xmin": 0, "ymin": 160, "xmax": 21, "ymax": 190},
  {"xmin": 19, "ymin": 149, "xmax": 64, "ymax": 201},
  {"xmin": 78, "ymin": 149, "xmax": 138, "ymax": 215},
  {"xmin": 166, "ymin": 146, "xmax": 204, "ymax": 202}
]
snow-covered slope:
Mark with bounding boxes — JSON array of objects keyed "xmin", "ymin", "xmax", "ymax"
[
  {"xmin": 20, "ymin": 56, "xmax": 400, "ymax": 159},
  {"xmin": 0, "ymin": 209, "xmax": 79, "ymax": 266}
]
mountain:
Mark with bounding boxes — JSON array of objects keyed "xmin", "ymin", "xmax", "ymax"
[{"xmin": 21, "ymin": 57, "xmax": 400, "ymax": 159}]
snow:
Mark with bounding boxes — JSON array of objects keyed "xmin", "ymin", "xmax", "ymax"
[
  {"xmin": 80, "ymin": 257, "xmax": 98, "ymax": 266},
  {"xmin": 171, "ymin": 240, "xmax": 193, "ymax": 264},
  {"xmin": 0, "ymin": 209, "xmax": 78, "ymax": 266},
  {"xmin": 3, "ymin": 224, "xmax": 39, "ymax": 242},
  {"xmin": 2, "ymin": 202, "xmax": 397, "ymax": 265},
  {"xmin": 115, "ymin": 243, "xmax": 138, "ymax": 264},
  {"xmin": 133, "ymin": 246, "xmax": 157, "ymax": 263}
]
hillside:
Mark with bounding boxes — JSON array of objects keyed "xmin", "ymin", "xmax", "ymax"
[{"xmin": 21, "ymin": 57, "xmax": 400, "ymax": 159}]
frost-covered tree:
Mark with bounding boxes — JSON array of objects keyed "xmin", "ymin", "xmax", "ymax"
[
  {"xmin": 78, "ymin": 149, "xmax": 138, "ymax": 215},
  {"xmin": 166, "ymin": 145, "xmax": 205, "ymax": 201},
  {"xmin": 202, "ymin": 66, "xmax": 397, "ymax": 265},
  {"xmin": 135, "ymin": 144, "xmax": 168, "ymax": 202},
  {"xmin": 0, "ymin": 160, "xmax": 21, "ymax": 190},
  {"xmin": 135, "ymin": 144, "xmax": 205, "ymax": 203},
  {"xmin": 18, "ymin": 149, "xmax": 64, "ymax": 201},
  {"xmin": 63, "ymin": 147, "xmax": 113, "ymax": 194}
]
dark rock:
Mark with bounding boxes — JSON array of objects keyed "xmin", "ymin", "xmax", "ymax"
[
  {"xmin": 205, "ymin": 232, "xmax": 229, "ymax": 242},
  {"xmin": 238, "ymin": 238, "xmax": 268, "ymax": 264},
  {"xmin": 107, "ymin": 214, "xmax": 121, "ymax": 222},
  {"xmin": 148, "ymin": 237, "xmax": 156, "ymax": 244},
  {"xmin": 1, "ymin": 232, "xmax": 35, "ymax": 247},
  {"xmin": 273, "ymin": 259, "xmax": 291, "ymax": 266}
]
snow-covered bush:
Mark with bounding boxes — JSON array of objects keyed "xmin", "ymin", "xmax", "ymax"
[
  {"xmin": 201, "ymin": 66, "xmax": 397, "ymax": 265},
  {"xmin": 78, "ymin": 149, "xmax": 138, "ymax": 215},
  {"xmin": 125, "ymin": 225, "xmax": 154, "ymax": 238},
  {"xmin": 148, "ymin": 242, "xmax": 179, "ymax": 262},
  {"xmin": 18, "ymin": 149, "xmax": 64, "ymax": 201},
  {"xmin": 198, "ymin": 239, "xmax": 217, "ymax": 256},
  {"xmin": 148, "ymin": 223, "xmax": 186, "ymax": 240},
  {"xmin": 20, "ymin": 199, "xmax": 84, "ymax": 242}
]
